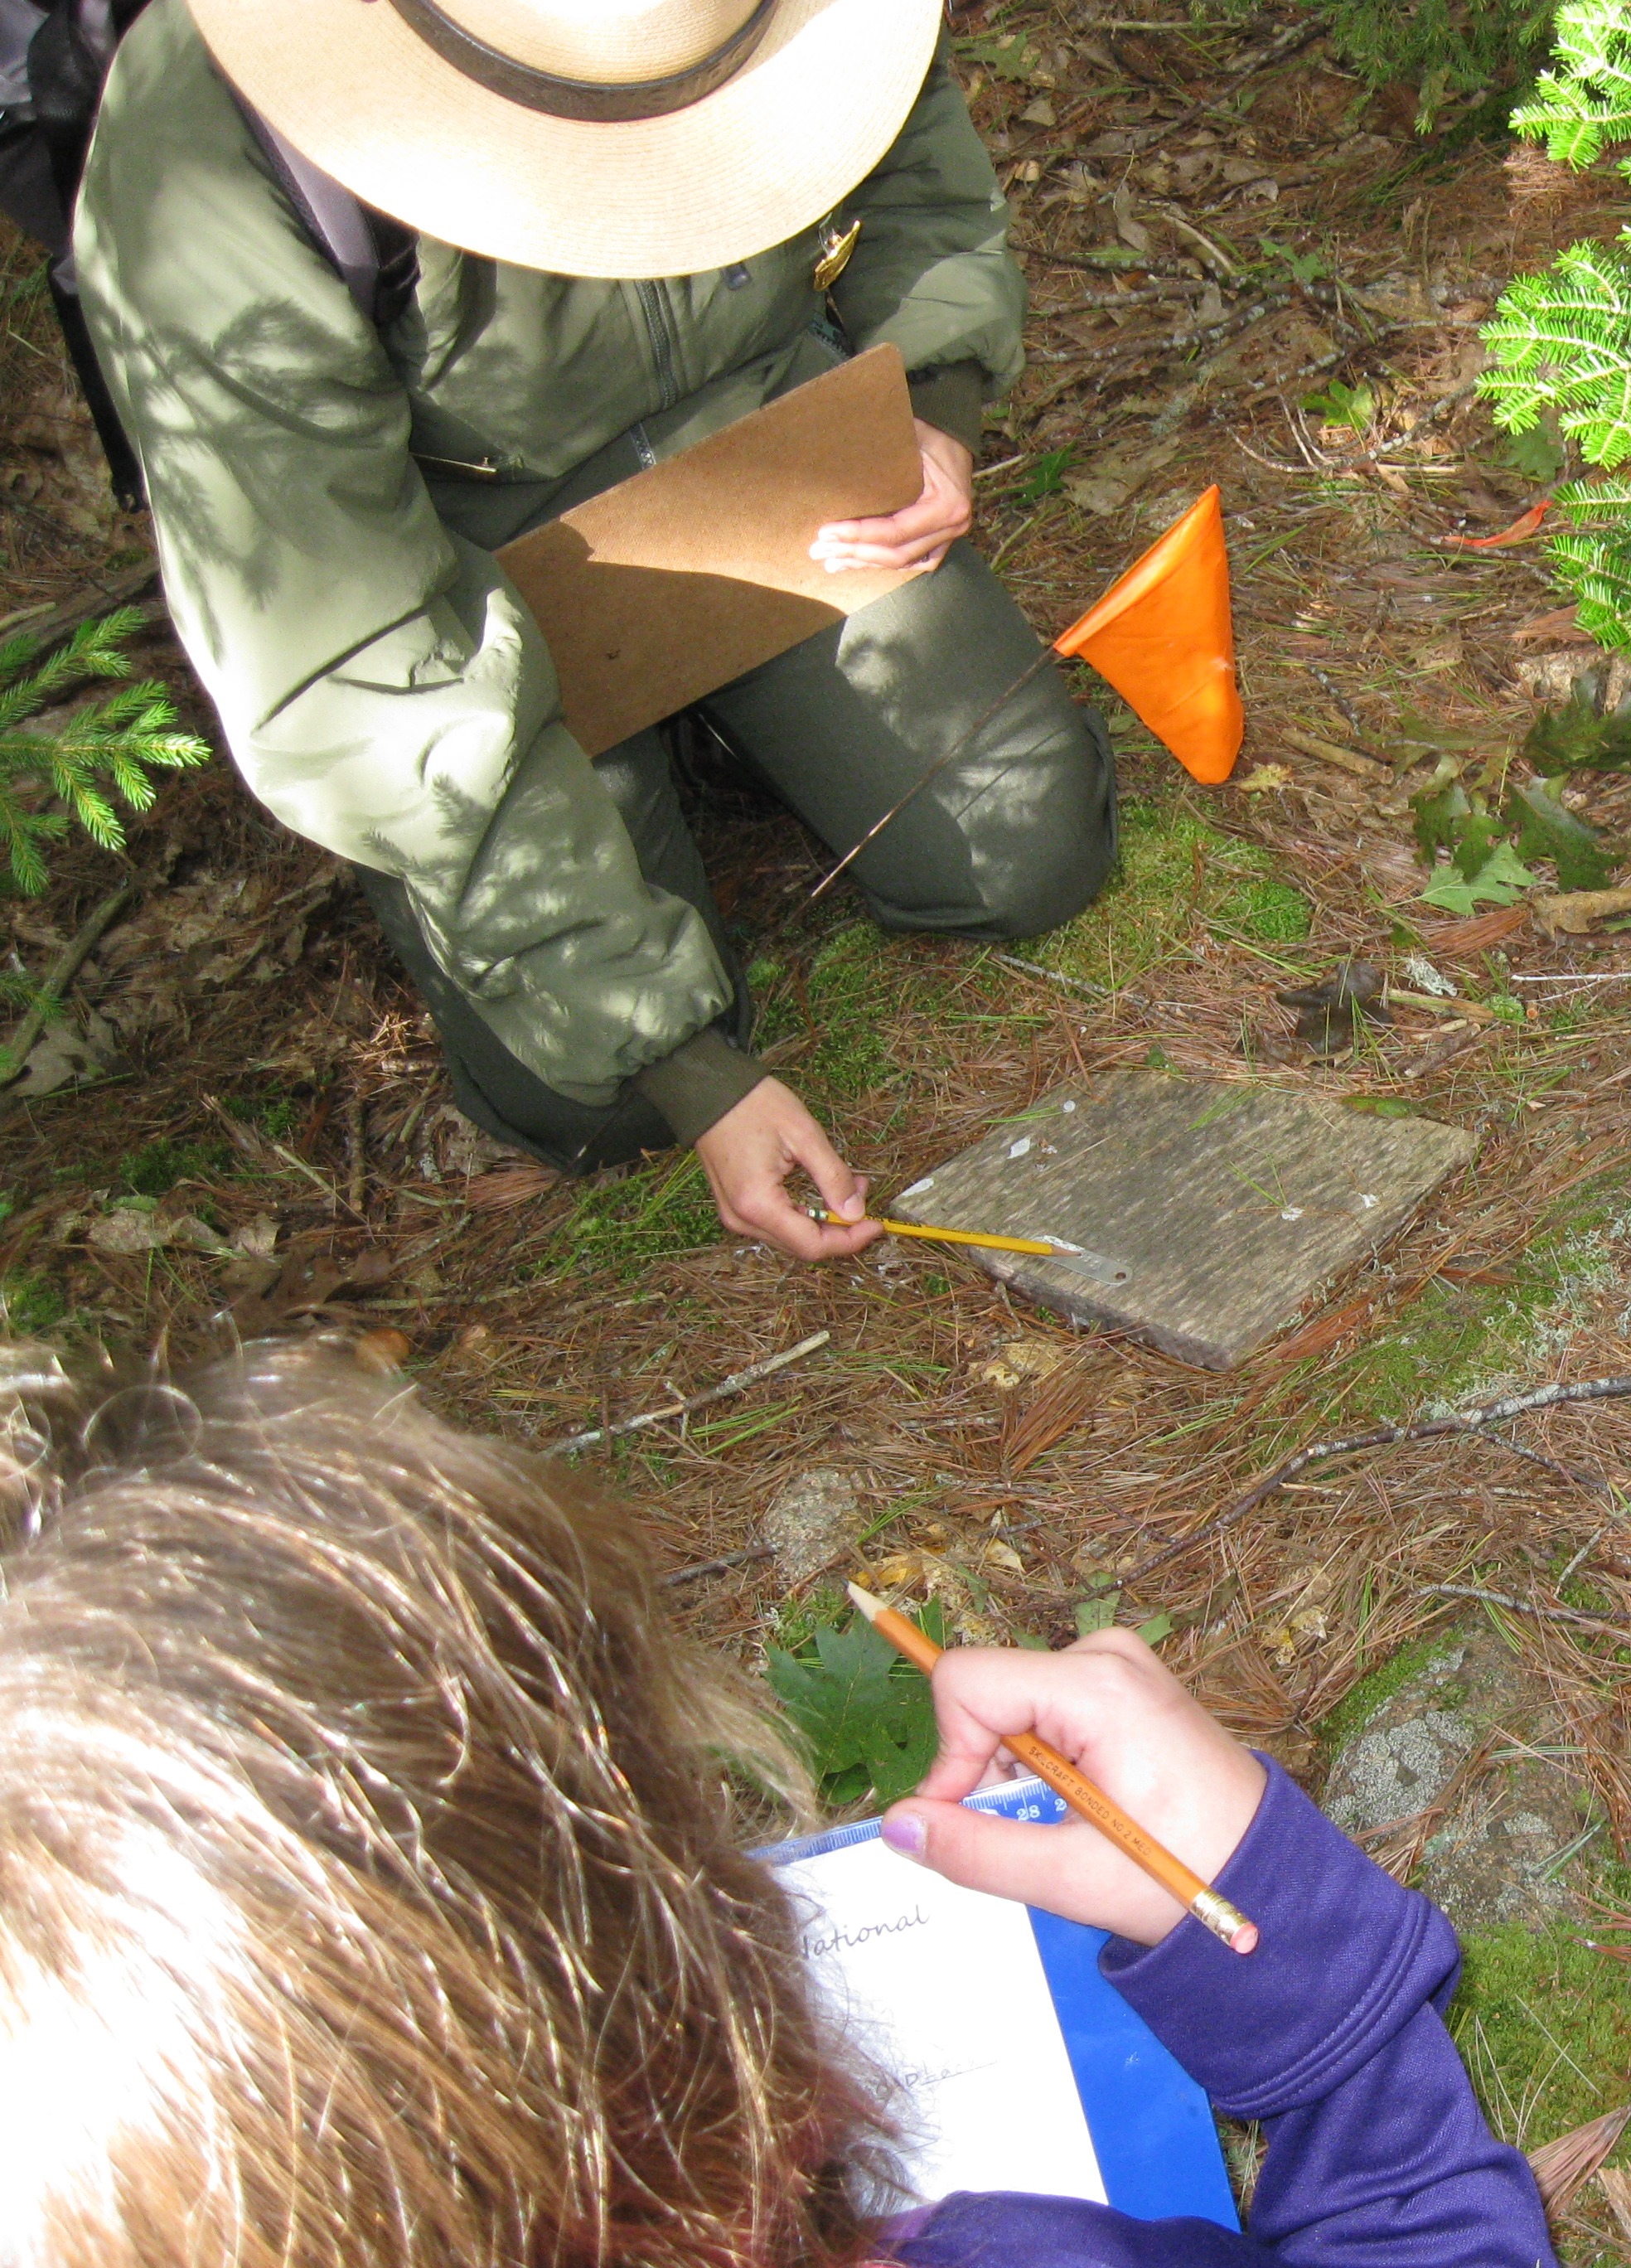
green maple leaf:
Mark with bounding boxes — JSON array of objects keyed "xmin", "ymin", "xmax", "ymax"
[
  {"xmin": 766, "ymin": 1602, "xmax": 946, "ymax": 1805},
  {"xmin": 1075, "ymin": 1592, "xmax": 1119, "ymax": 1636},
  {"xmin": 766, "ymin": 1621, "xmax": 898, "ymax": 1776},
  {"xmin": 860, "ymin": 1705, "xmax": 940, "ymax": 1806},
  {"xmin": 955, "ymin": 30, "xmax": 1046, "ymax": 80}
]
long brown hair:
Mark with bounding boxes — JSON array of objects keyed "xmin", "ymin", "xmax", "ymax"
[{"xmin": 0, "ymin": 1339, "xmax": 893, "ymax": 2268}]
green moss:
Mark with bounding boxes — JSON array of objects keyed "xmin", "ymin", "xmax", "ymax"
[
  {"xmin": 223, "ymin": 1088, "xmax": 301, "ymax": 1142},
  {"xmin": 801, "ymin": 926, "xmax": 897, "ymax": 1102},
  {"xmin": 767, "ymin": 1584, "xmax": 852, "ymax": 1655},
  {"xmin": 1031, "ymin": 794, "xmax": 1310, "ymax": 990},
  {"xmin": 1316, "ymin": 1633, "xmax": 1456, "ymax": 1760},
  {"xmin": 1314, "ymin": 1181, "xmax": 1631, "ymax": 1423},
  {"xmin": 1450, "ymin": 1924, "xmax": 1631, "ymax": 2155},
  {"xmin": 118, "ymin": 1137, "xmax": 232, "ymax": 1196},
  {"xmin": 541, "ymin": 1152, "xmax": 724, "ymax": 1282},
  {"xmin": 1330, "ymin": 1273, "xmax": 1542, "ymax": 1422},
  {"xmin": 753, "ymin": 924, "xmax": 917, "ymax": 1110},
  {"xmin": 0, "ymin": 1270, "xmax": 63, "ymax": 1334},
  {"xmin": 1217, "ymin": 876, "xmax": 1313, "ymax": 943}
]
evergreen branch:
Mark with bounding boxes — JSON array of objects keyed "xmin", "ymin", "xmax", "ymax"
[
  {"xmin": 0, "ymin": 611, "xmax": 211, "ymax": 892},
  {"xmin": 1545, "ymin": 526, "xmax": 1631, "ymax": 643},
  {"xmin": 1320, "ymin": 0, "xmax": 1553, "ymax": 118},
  {"xmin": 1481, "ymin": 241, "xmax": 1631, "ymax": 467},
  {"xmin": 0, "ymin": 606, "xmax": 147, "ymax": 735},
  {"xmin": 1512, "ymin": 0, "xmax": 1631, "ymax": 162}
]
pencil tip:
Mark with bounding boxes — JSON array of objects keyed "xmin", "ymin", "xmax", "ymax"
[{"xmin": 846, "ymin": 1581, "xmax": 883, "ymax": 1621}]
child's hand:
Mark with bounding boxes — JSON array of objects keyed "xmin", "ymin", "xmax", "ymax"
[{"xmin": 879, "ymin": 1631, "xmax": 1266, "ymax": 1947}]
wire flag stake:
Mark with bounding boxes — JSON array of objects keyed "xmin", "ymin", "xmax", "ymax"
[{"xmin": 806, "ymin": 486, "xmax": 1243, "ymax": 909}]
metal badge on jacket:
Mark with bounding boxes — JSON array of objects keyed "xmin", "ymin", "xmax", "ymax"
[{"xmin": 814, "ymin": 218, "xmax": 861, "ymax": 292}]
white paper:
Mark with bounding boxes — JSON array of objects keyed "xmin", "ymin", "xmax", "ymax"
[{"xmin": 777, "ymin": 1835, "xmax": 1106, "ymax": 2207}]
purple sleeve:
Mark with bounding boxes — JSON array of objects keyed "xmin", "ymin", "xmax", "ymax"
[{"xmin": 881, "ymin": 1760, "xmax": 1556, "ymax": 2268}]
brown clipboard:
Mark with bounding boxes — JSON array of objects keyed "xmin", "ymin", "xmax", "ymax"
[{"xmin": 496, "ymin": 344, "xmax": 923, "ymax": 756}]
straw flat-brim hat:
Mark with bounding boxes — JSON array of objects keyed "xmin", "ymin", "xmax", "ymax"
[{"xmin": 185, "ymin": 0, "xmax": 944, "ymax": 279}]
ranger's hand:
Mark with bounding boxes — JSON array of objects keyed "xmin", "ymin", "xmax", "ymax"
[
  {"xmin": 695, "ymin": 1078, "xmax": 883, "ymax": 1261},
  {"xmin": 808, "ymin": 419, "xmax": 974, "ymax": 576}
]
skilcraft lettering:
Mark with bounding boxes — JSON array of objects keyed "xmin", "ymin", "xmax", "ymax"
[{"xmin": 801, "ymin": 1907, "xmax": 932, "ymax": 1960}]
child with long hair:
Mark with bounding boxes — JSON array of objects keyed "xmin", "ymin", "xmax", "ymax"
[{"xmin": 0, "ymin": 1339, "xmax": 1556, "ymax": 2268}]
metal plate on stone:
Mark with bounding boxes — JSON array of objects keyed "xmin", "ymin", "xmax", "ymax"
[{"xmin": 892, "ymin": 1073, "xmax": 1476, "ymax": 1370}]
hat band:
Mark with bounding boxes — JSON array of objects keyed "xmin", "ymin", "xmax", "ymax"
[{"xmin": 384, "ymin": 0, "xmax": 777, "ymax": 119}]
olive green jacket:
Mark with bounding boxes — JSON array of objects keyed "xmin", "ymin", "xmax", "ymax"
[{"xmin": 76, "ymin": 0, "xmax": 1025, "ymax": 1125}]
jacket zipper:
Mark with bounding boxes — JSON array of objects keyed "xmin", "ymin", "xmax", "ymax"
[{"xmin": 634, "ymin": 279, "xmax": 681, "ymax": 410}]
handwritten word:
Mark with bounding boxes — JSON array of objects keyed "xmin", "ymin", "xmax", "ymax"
[{"xmin": 803, "ymin": 1907, "xmax": 932, "ymax": 1960}]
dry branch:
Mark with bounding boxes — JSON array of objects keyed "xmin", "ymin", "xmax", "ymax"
[
  {"xmin": 0, "ymin": 876, "xmax": 134, "ymax": 1097},
  {"xmin": 2, "ymin": 561, "xmax": 161, "ymax": 658},
  {"xmin": 1125, "ymin": 1374, "xmax": 1631, "ymax": 1587},
  {"xmin": 661, "ymin": 1544, "xmax": 777, "ymax": 1589},
  {"xmin": 1418, "ymin": 1582, "xmax": 1629, "ymax": 1639},
  {"xmin": 540, "ymin": 1330, "xmax": 832, "ymax": 1456}
]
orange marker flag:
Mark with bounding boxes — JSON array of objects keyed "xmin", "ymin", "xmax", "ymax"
[
  {"xmin": 1053, "ymin": 485, "xmax": 1243, "ymax": 785},
  {"xmin": 806, "ymin": 485, "xmax": 1246, "ymax": 907}
]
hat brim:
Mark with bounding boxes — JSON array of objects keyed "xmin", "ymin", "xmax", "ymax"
[{"xmin": 185, "ymin": 0, "xmax": 943, "ymax": 279}]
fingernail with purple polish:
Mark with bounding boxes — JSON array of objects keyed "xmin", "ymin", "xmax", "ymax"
[{"xmin": 880, "ymin": 1812, "xmax": 927, "ymax": 1861}]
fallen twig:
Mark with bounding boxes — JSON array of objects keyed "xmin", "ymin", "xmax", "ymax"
[
  {"xmin": 0, "ymin": 560, "xmax": 161, "ymax": 659},
  {"xmin": 1130, "ymin": 17, "xmax": 1323, "ymax": 158},
  {"xmin": 268, "ymin": 1137, "xmax": 365, "ymax": 1223},
  {"xmin": 661, "ymin": 1544, "xmax": 777, "ymax": 1588},
  {"xmin": 992, "ymin": 952, "xmax": 1107, "ymax": 999},
  {"xmin": 540, "ymin": 1330, "xmax": 832, "ymax": 1456},
  {"xmin": 1397, "ymin": 374, "xmax": 1482, "ymax": 444},
  {"xmin": 1279, "ymin": 724, "xmax": 1388, "ymax": 780},
  {"xmin": 344, "ymin": 1091, "xmax": 368, "ymax": 1216},
  {"xmin": 1037, "ymin": 280, "xmax": 1201, "ymax": 313},
  {"xmin": 1124, "ymin": 1374, "xmax": 1631, "ymax": 1586},
  {"xmin": 1479, "ymin": 1429, "xmax": 1619, "ymax": 1504},
  {"xmin": 0, "ymin": 876, "xmax": 136, "ymax": 1093},
  {"xmin": 1403, "ymin": 1024, "xmax": 1488, "ymax": 1079},
  {"xmin": 1418, "ymin": 1582, "xmax": 1629, "ymax": 1639},
  {"xmin": 1304, "ymin": 662, "xmax": 1367, "ymax": 739},
  {"xmin": 1037, "ymin": 251, "xmax": 1198, "ymax": 281},
  {"xmin": 1152, "ymin": 205, "xmax": 1238, "ymax": 279},
  {"xmin": 1029, "ymin": 293, "xmax": 1290, "ymax": 423}
]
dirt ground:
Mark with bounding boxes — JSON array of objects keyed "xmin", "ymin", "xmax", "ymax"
[{"xmin": 5, "ymin": 3, "xmax": 1631, "ymax": 2250}]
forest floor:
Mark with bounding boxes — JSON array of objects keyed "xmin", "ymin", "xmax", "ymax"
[{"xmin": 4, "ymin": 2, "xmax": 1631, "ymax": 2252}]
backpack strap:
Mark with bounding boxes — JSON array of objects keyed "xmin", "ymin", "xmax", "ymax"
[{"xmin": 238, "ymin": 102, "xmax": 419, "ymax": 332}]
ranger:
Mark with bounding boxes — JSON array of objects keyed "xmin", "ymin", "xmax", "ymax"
[{"xmin": 75, "ymin": 0, "xmax": 1116, "ymax": 1258}]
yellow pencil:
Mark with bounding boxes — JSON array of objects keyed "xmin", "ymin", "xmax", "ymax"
[
  {"xmin": 814, "ymin": 1210, "xmax": 1082, "ymax": 1258},
  {"xmin": 847, "ymin": 1582, "xmax": 1260, "ymax": 1956}
]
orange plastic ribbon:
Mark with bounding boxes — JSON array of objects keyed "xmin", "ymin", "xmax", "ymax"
[
  {"xmin": 1053, "ymin": 484, "xmax": 1243, "ymax": 785},
  {"xmin": 1440, "ymin": 499, "xmax": 1548, "ymax": 551}
]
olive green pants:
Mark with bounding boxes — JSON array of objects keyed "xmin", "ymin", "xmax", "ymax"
[{"xmin": 362, "ymin": 539, "xmax": 1116, "ymax": 1173}]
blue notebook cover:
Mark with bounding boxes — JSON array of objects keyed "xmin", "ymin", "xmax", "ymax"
[{"xmin": 762, "ymin": 1775, "xmax": 1237, "ymax": 2232}]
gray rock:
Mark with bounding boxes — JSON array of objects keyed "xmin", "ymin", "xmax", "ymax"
[
  {"xmin": 762, "ymin": 1467, "xmax": 859, "ymax": 1585},
  {"xmin": 1325, "ymin": 1702, "xmax": 1475, "ymax": 1833},
  {"xmin": 1322, "ymin": 1626, "xmax": 1595, "ymax": 1932}
]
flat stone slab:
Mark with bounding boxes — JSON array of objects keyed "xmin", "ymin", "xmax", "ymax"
[{"xmin": 892, "ymin": 1073, "xmax": 1475, "ymax": 1369}]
